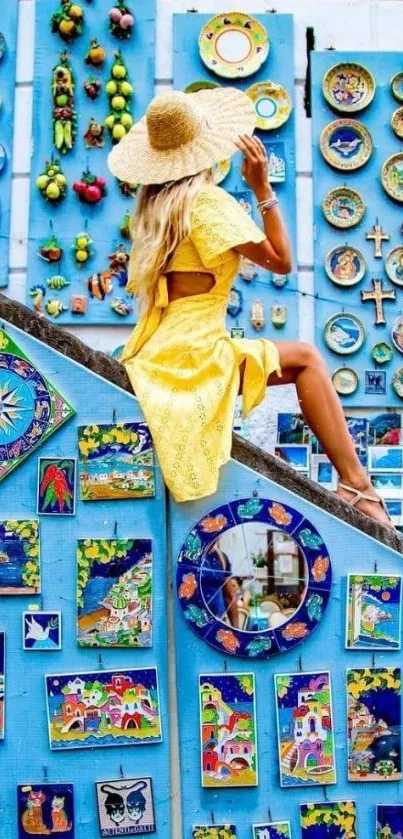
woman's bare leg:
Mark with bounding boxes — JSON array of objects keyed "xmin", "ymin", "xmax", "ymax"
[{"xmin": 268, "ymin": 341, "xmax": 392, "ymax": 527}]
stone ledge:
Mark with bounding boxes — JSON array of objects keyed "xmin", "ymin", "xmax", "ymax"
[{"xmin": 1, "ymin": 293, "xmax": 402, "ymax": 554}]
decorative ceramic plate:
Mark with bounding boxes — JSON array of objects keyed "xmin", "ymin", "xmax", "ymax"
[
  {"xmin": 324, "ymin": 313, "xmax": 366, "ymax": 355},
  {"xmin": 322, "ymin": 186, "xmax": 365, "ymax": 228},
  {"xmin": 246, "ymin": 81, "xmax": 292, "ymax": 130},
  {"xmin": 372, "ymin": 342, "xmax": 393, "ymax": 365},
  {"xmin": 391, "ymin": 315, "xmax": 403, "ymax": 354},
  {"xmin": 0, "ymin": 144, "xmax": 6, "ymax": 174},
  {"xmin": 392, "ymin": 368, "xmax": 403, "ymax": 398},
  {"xmin": 332, "ymin": 367, "xmax": 359, "ymax": 395},
  {"xmin": 325, "ymin": 244, "xmax": 366, "ymax": 286},
  {"xmin": 0, "ymin": 34, "xmax": 5, "ymax": 62},
  {"xmin": 213, "ymin": 158, "xmax": 231, "ymax": 184},
  {"xmin": 184, "ymin": 80, "xmax": 220, "ymax": 93},
  {"xmin": 322, "ymin": 62, "xmax": 376, "ymax": 113},
  {"xmin": 320, "ymin": 119, "xmax": 372, "ymax": 171},
  {"xmin": 385, "ymin": 246, "xmax": 403, "ymax": 287},
  {"xmin": 381, "ymin": 153, "xmax": 403, "ymax": 203},
  {"xmin": 199, "ymin": 12, "xmax": 269, "ymax": 79},
  {"xmin": 391, "ymin": 71, "xmax": 403, "ymax": 103},
  {"xmin": 391, "ymin": 107, "xmax": 403, "ymax": 139}
]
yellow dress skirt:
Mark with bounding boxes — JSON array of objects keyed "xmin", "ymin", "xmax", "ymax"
[{"xmin": 121, "ymin": 185, "xmax": 281, "ymax": 502}]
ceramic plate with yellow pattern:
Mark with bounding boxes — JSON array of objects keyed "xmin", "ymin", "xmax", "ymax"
[
  {"xmin": 391, "ymin": 107, "xmax": 403, "ymax": 140},
  {"xmin": 381, "ymin": 152, "xmax": 403, "ymax": 203},
  {"xmin": 213, "ymin": 159, "xmax": 232, "ymax": 184},
  {"xmin": 322, "ymin": 62, "xmax": 376, "ymax": 113},
  {"xmin": 199, "ymin": 12, "xmax": 269, "ymax": 79},
  {"xmin": 246, "ymin": 81, "xmax": 292, "ymax": 130},
  {"xmin": 322, "ymin": 186, "xmax": 365, "ymax": 229}
]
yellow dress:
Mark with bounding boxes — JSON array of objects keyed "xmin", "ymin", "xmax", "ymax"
[{"xmin": 121, "ymin": 184, "xmax": 281, "ymax": 502}]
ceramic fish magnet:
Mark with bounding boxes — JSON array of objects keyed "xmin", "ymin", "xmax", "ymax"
[
  {"xmin": 46, "ymin": 299, "xmax": 67, "ymax": 318},
  {"xmin": 70, "ymin": 294, "xmax": 88, "ymax": 315},
  {"xmin": 85, "ymin": 271, "xmax": 113, "ymax": 300},
  {"xmin": 47, "ymin": 274, "xmax": 70, "ymax": 290},
  {"xmin": 271, "ymin": 304, "xmax": 287, "ymax": 328},
  {"xmin": 251, "ymin": 299, "xmax": 265, "ymax": 330}
]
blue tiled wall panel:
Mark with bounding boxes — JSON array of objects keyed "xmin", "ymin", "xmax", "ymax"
[{"xmin": 0, "ymin": 0, "xmax": 18, "ymax": 287}]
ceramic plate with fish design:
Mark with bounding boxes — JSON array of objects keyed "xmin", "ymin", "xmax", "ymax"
[
  {"xmin": 324, "ymin": 313, "xmax": 366, "ymax": 355},
  {"xmin": 322, "ymin": 186, "xmax": 365, "ymax": 229},
  {"xmin": 392, "ymin": 107, "xmax": 403, "ymax": 139},
  {"xmin": 391, "ymin": 71, "xmax": 403, "ymax": 104},
  {"xmin": 385, "ymin": 246, "xmax": 403, "ymax": 287},
  {"xmin": 199, "ymin": 12, "xmax": 269, "ymax": 79},
  {"xmin": 246, "ymin": 81, "xmax": 292, "ymax": 130},
  {"xmin": 332, "ymin": 367, "xmax": 359, "ymax": 395},
  {"xmin": 325, "ymin": 245, "xmax": 366, "ymax": 287},
  {"xmin": 322, "ymin": 62, "xmax": 376, "ymax": 113},
  {"xmin": 381, "ymin": 152, "xmax": 403, "ymax": 203},
  {"xmin": 392, "ymin": 315, "xmax": 403, "ymax": 354},
  {"xmin": 320, "ymin": 119, "xmax": 372, "ymax": 171}
]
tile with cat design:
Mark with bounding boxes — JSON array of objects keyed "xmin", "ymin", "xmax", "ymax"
[
  {"xmin": 17, "ymin": 784, "xmax": 74, "ymax": 838},
  {"xmin": 96, "ymin": 777, "xmax": 155, "ymax": 835}
]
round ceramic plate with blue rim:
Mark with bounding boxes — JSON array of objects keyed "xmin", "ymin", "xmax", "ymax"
[
  {"xmin": 325, "ymin": 244, "xmax": 366, "ymax": 286},
  {"xmin": 381, "ymin": 152, "xmax": 403, "ymax": 203},
  {"xmin": 391, "ymin": 71, "xmax": 403, "ymax": 103},
  {"xmin": 176, "ymin": 498, "xmax": 332, "ymax": 659},
  {"xmin": 322, "ymin": 62, "xmax": 376, "ymax": 113},
  {"xmin": 199, "ymin": 12, "xmax": 269, "ymax": 79},
  {"xmin": 391, "ymin": 315, "xmax": 403, "ymax": 354},
  {"xmin": 372, "ymin": 342, "xmax": 393, "ymax": 365},
  {"xmin": 324, "ymin": 312, "xmax": 366, "ymax": 355},
  {"xmin": 385, "ymin": 246, "xmax": 403, "ymax": 287},
  {"xmin": 322, "ymin": 186, "xmax": 365, "ymax": 229},
  {"xmin": 320, "ymin": 119, "xmax": 372, "ymax": 171},
  {"xmin": 332, "ymin": 367, "xmax": 359, "ymax": 395},
  {"xmin": 246, "ymin": 81, "xmax": 292, "ymax": 130},
  {"xmin": 213, "ymin": 158, "xmax": 231, "ymax": 184},
  {"xmin": 393, "ymin": 368, "xmax": 403, "ymax": 398}
]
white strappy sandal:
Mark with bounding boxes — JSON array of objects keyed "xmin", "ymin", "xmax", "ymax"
[{"xmin": 338, "ymin": 482, "xmax": 393, "ymax": 525}]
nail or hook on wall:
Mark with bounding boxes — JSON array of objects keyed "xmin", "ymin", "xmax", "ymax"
[
  {"xmin": 43, "ymin": 766, "xmax": 48, "ymax": 781},
  {"xmin": 223, "ymin": 660, "xmax": 228, "ymax": 672},
  {"xmin": 112, "ymin": 408, "xmax": 117, "ymax": 423},
  {"xmin": 298, "ymin": 654, "xmax": 303, "ymax": 672},
  {"xmin": 210, "ymin": 812, "xmax": 215, "ymax": 825},
  {"xmin": 119, "ymin": 765, "xmax": 125, "ymax": 779},
  {"xmin": 374, "ymin": 561, "xmax": 378, "ymax": 573},
  {"xmin": 323, "ymin": 785, "xmax": 328, "ymax": 801},
  {"xmin": 98, "ymin": 653, "xmax": 104, "ymax": 670},
  {"xmin": 372, "ymin": 652, "xmax": 376, "ymax": 667},
  {"xmin": 114, "ymin": 521, "xmax": 118, "ymax": 538},
  {"xmin": 267, "ymin": 808, "xmax": 273, "ymax": 822}
]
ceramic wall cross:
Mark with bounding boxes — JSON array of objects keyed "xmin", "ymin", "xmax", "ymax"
[
  {"xmin": 366, "ymin": 221, "xmax": 391, "ymax": 258},
  {"xmin": 361, "ymin": 278, "xmax": 396, "ymax": 325}
]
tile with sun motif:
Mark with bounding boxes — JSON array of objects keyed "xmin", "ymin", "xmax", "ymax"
[{"xmin": 0, "ymin": 329, "xmax": 75, "ymax": 482}]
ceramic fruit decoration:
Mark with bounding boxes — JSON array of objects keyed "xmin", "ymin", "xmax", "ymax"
[
  {"xmin": 30, "ymin": 285, "xmax": 46, "ymax": 315},
  {"xmin": 118, "ymin": 179, "xmax": 137, "ymax": 198},
  {"xmin": 84, "ymin": 77, "xmax": 102, "ymax": 100},
  {"xmin": 38, "ymin": 234, "xmax": 64, "ymax": 263},
  {"xmin": 50, "ymin": 0, "xmax": 84, "ymax": 43},
  {"xmin": 119, "ymin": 210, "xmax": 132, "ymax": 239},
  {"xmin": 85, "ymin": 38, "xmax": 106, "ymax": 67},
  {"xmin": 105, "ymin": 51, "xmax": 134, "ymax": 144},
  {"xmin": 73, "ymin": 232, "xmax": 93, "ymax": 264},
  {"xmin": 109, "ymin": 243, "xmax": 130, "ymax": 286},
  {"xmin": 46, "ymin": 299, "xmax": 68, "ymax": 317},
  {"xmin": 47, "ymin": 274, "xmax": 71, "ymax": 290},
  {"xmin": 84, "ymin": 118, "xmax": 105, "ymax": 148},
  {"xmin": 52, "ymin": 53, "xmax": 76, "ymax": 154},
  {"xmin": 36, "ymin": 158, "xmax": 68, "ymax": 203},
  {"xmin": 108, "ymin": 2, "xmax": 135, "ymax": 39},
  {"xmin": 73, "ymin": 168, "xmax": 107, "ymax": 204}
]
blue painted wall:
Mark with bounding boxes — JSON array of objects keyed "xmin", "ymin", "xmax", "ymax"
[
  {"xmin": 171, "ymin": 462, "xmax": 403, "ymax": 839},
  {"xmin": 173, "ymin": 13, "xmax": 298, "ymax": 343},
  {"xmin": 0, "ymin": 0, "xmax": 18, "ymax": 288},
  {"xmin": 312, "ymin": 51, "xmax": 403, "ymax": 408},
  {"xmin": 25, "ymin": 0, "xmax": 155, "ymax": 325},
  {"xmin": 0, "ymin": 320, "xmax": 170, "ymax": 837}
]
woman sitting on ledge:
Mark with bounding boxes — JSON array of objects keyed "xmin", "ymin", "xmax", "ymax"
[{"xmin": 108, "ymin": 87, "xmax": 391, "ymax": 527}]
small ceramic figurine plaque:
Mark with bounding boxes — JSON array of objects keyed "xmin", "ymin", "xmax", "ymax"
[
  {"xmin": 45, "ymin": 667, "xmax": 162, "ymax": 750},
  {"xmin": 376, "ymin": 805, "xmax": 403, "ymax": 838},
  {"xmin": 17, "ymin": 784, "xmax": 74, "ymax": 838},
  {"xmin": 23, "ymin": 610, "xmax": 62, "ymax": 651},
  {"xmin": 37, "ymin": 458, "xmax": 76, "ymax": 515},
  {"xmin": 300, "ymin": 801, "xmax": 356, "ymax": 839},
  {"xmin": 253, "ymin": 822, "xmax": 291, "ymax": 839},
  {"xmin": 96, "ymin": 777, "xmax": 155, "ymax": 836},
  {"xmin": 0, "ymin": 520, "xmax": 40, "ymax": 595},
  {"xmin": 193, "ymin": 827, "xmax": 237, "ymax": 839},
  {"xmin": 199, "ymin": 673, "xmax": 258, "ymax": 787},
  {"xmin": 77, "ymin": 538, "xmax": 152, "ymax": 648},
  {"xmin": 0, "ymin": 632, "xmax": 4, "ymax": 739},
  {"xmin": 346, "ymin": 574, "xmax": 402, "ymax": 650},
  {"xmin": 78, "ymin": 422, "xmax": 155, "ymax": 500},
  {"xmin": 347, "ymin": 667, "xmax": 401, "ymax": 781},
  {"xmin": 275, "ymin": 671, "xmax": 336, "ymax": 787}
]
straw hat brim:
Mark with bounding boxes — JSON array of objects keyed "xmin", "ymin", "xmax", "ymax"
[{"xmin": 107, "ymin": 87, "xmax": 257, "ymax": 185}]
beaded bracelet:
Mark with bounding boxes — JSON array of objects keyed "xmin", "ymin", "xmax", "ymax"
[{"xmin": 259, "ymin": 196, "xmax": 279, "ymax": 214}]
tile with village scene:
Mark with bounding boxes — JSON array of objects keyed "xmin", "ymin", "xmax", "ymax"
[
  {"xmin": 347, "ymin": 667, "xmax": 401, "ymax": 781},
  {"xmin": 345, "ymin": 574, "xmax": 402, "ymax": 650},
  {"xmin": 78, "ymin": 423, "xmax": 155, "ymax": 501},
  {"xmin": 376, "ymin": 805, "xmax": 403, "ymax": 839}
]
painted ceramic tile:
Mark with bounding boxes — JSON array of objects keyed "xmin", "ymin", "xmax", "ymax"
[
  {"xmin": 199, "ymin": 673, "xmax": 258, "ymax": 787},
  {"xmin": 368, "ymin": 446, "xmax": 403, "ymax": 472},
  {"xmin": 229, "ymin": 189, "xmax": 253, "ymax": 215},
  {"xmin": 0, "ymin": 632, "xmax": 4, "ymax": 739},
  {"xmin": 385, "ymin": 500, "xmax": 403, "ymax": 526},
  {"xmin": 300, "ymin": 801, "xmax": 356, "ymax": 839},
  {"xmin": 37, "ymin": 458, "xmax": 76, "ymax": 515},
  {"xmin": 0, "ymin": 330, "xmax": 75, "ymax": 483},
  {"xmin": 277, "ymin": 413, "xmax": 310, "ymax": 444},
  {"xmin": 23, "ymin": 610, "xmax": 62, "ymax": 651},
  {"xmin": 78, "ymin": 423, "xmax": 155, "ymax": 501},
  {"xmin": 275, "ymin": 671, "xmax": 336, "ymax": 787},
  {"xmin": 262, "ymin": 140, "xmax": 286, "ymax": 183},
  {"xmin": 376, "ymin": 805, "xmax": 403, "ymax": 838},
  {"xmin": 253, "ymin": 822, "xmax": 291, "ymax": 839},
  {"xmin": 368, "ymin": 412, "xmax": 402, "ymax": 446},
  {"xmin": 17, "ymin": 783, "xmax": 74, "ymax": 838},
  {"xmin": 45, "ymin": 667, "xmax": 162, "ymax": 750},
  {"xmin": 311, "ymin": 455, "xmax": 337, "ymax": 490},
  {"xmin": 347, "ymin": 667, "xmax": 401, "ymax": 781},
  {"xmin": 365, "ymin": 371, "xmax": 386, "ymax": 395},
  {"xmin": 96, "ymin": 777, "xmax": 155, "ymax": 836},
  {"xmin": 0, "ymin": 519, "xmax": 40, "ymax": 595},
  {"xmin": 371, "ymin": 473, "xmax": 403, "ymax": 498},
  {"xmin": 192, "ymin": 828, "xmax": 237, "ymax": 839},
  {"xmin": 346, "ymin": 574, "xmax": 402, "ymax": 650},
  {"xmin": 274, "ymin": 445, "xmax": 310, "ymax": 471},
  {"xmin": 77, "ymin": 538, "xmax": 152, "ymax": 648},
  {"xmin": 346, "ymin": 416, "xmax": 368, "ymax": 448}
]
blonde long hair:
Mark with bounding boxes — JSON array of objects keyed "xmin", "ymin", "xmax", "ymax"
[{"xmin": 128, "ymin": 169, "xmax": 213, "ymax": 312}]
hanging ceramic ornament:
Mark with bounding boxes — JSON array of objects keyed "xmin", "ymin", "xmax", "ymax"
[
  {"xmin": 72, "ymin": 232, "xmax": 93, "ymax": 264},
  {"xmin": 111, "ymin": 297, "xmax": 133, "ymax": 316},
  {"xmin": 29, "ymin": 285, "xmax": 47, "ymax": 315},
  {"xmin": 227, "ymin": 287, "xmax": 243, "ymax": 318},
  {"xmin": 85, "ymin": 38, "xmax": 106, "ymax": 67},
  {"xmin": 322, "ymin": 186, "xmax": 365, "ymax": 228},
  {"xmin": 70, "ymin": 294, "xmax": 88, "ymax": 315},
  {"xmin": 391, "ymin": 107, "xmax": 403, "ymax": 139},
  {"xmin": 271, "ymin": 304, "xmax": 287, "ymax": 328},
  {"xmin": 391, "ymin": 315, "xmax": 403, "ymax": 354},
  {"xmin": 119, "ymin": 210, "xmax": 132, "ymax": 240},
  {"xmin": 105, "ymin": 51, "xmax": 134, "ymax": 144},
  {"xmin": 385, "ymin": 246, "xmax": 403, "ymax": 287},
  {"xmin": 246, "ymin": 81, "xmax": 292, "ymax": 131},
  {"xmin": 109, "ymin": 244, "xmax": 130, "ymax": 287},
  {"xmin": 391, "ymin": 72, "xmax": 403, "ymax": 104},
  {"xmin": 73, "ymin": 168, "xmax": 107, "ymax": 204},
  {"xmin": 36, "ymin": 157, "xmax": 67, "ymax": 203},
  {"xmin": 108, "ymin": 2, "xmax": 135, "ymax": 39},
  {"xmin": 320, "ymin": 119, "xmax": 372, "ymax": 171},
  {"xmin": 198, "ymin": 12, "xmax": 269, "ymax": 79},
  {"xmin": 239, "ymin": 256, "xmax": 257, "ymax": 282},
  {"xmin": 365, "ymin": 220, "xmax": 390, "ymax": 258},
  {"xmin": 324, "ymin": 312, "xmax": 365, "ymax": 354},
  {"xmin": 52, "ymin": 53, "xmax": 77, "ymax": 154},
  {"xmin": 83, "ymin": 77, "xmax": 102, "ymax": 100},
  {"xmin": 85, "ymin": 271, "xmax": 113, "ymax": 300},
  {"xmin": 271, "ymin": 273, "xmax": 289, "ymax": 289},
  {"xmin": 392, "ymin": 368, "xmax": 403, "ymax": 398},
  {"xmin": 251, "ymin": 299, "xmax": 265, "ymax": 330},
  {"xmin": 84, "ymin": 118, "xmax": 105, "ymax": 148},
  {"xmin": 372, "ymin": 342, "xmax": 393, "ymax": 365},
  {"xmin": 322, "ymin": 62, "xmax": 376, "ymax": 113},
  {"xmin": 46, "ymin": 299, "xmax": 68, "ymax": 318},
  {"xmin": 50, "ymin": 0, "xmax": 84, "ymax": 42},
  {"xmin": 38, "ymin": 234, "xmax": 63, "ymax": 263},
  {"xmin": 360, "ymin": 279, "xmax": 396, "ymax": 326},
  {"xmin": 325, "ymin": 245, "xmax": 366, "ymax": 286},
  {"xmin": 332, "ymin": 367, "xmax": 359, "ymax": 395},
  {"xmin": 381, "ymin": 152, "xmax": 403, "ymax": 202},
  {"xmin": 47, "ymin": 274, "xmax": 71, "ymax": 290}
]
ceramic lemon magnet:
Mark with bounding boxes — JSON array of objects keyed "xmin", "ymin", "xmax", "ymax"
[
  {"xmin": 332, "ymin": 367, "xmax": 359, "ymax": 395},
  {"xmin": 322, "ymin": 186, "xmax": 365, "ymax": 229},
  {"xmin": 324, "ymin": 313, "xmax": 365, "ymax": 355},
  {"xmin": 198, "ymin": 12, "xmax": 269, "ymax": 79},
  {"xmin": 246, "ymin": 82, "xmax": 292, "ymax": 131},
  {"xmin": 381, "ymin": 153, "xmax": 403, "ymax": 202},
  {"xmin": 325, "ymin": 245, "xmax": 366, "ymax": 287},
  {"xmin": 322, "ymin": 62, "xmax": 376, "ymax": 113},
  {"xmin": 320, "ymin": 119, "xmax": 372, "ymax": 171}
]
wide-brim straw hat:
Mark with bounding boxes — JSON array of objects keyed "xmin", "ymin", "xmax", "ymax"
[{"xmin": 107, "ymin": 87, "xmax": 257, "ymax": 185}]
